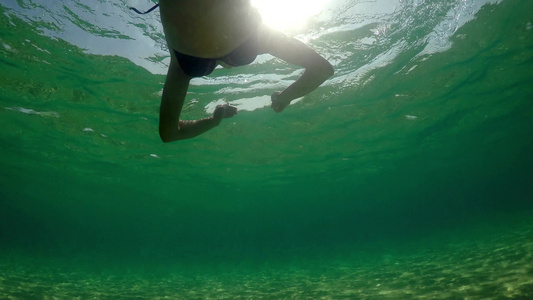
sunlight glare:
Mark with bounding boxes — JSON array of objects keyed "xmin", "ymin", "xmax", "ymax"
[{"xmin": 251, "ymin": 0, "xmax": 329, "ymax": 31}]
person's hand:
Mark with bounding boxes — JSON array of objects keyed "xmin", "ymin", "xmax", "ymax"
[
  {"xmin": 213, "ymin": 103, "xmax": 238, "ymax": 122},
  {"xmin": 271, "ymin": 91, "xmax": 291, "ymax": 113}
]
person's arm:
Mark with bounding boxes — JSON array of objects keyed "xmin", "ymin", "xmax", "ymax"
[
  {"xmin": 159, "ymin": 59, "xmax": 237, "ymax": 142},
  {"xmin": 257, "ymin": 25, "xmax": 334, "ymax": 112}
]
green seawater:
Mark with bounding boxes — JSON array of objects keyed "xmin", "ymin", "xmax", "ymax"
[{"xmin": 1, "ymin": 0, "xmax": 532, "ymax": 298}]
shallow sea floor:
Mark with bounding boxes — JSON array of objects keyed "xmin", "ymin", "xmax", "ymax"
[{"xmin": 1, "ymin": 221, "xmax": 532, "ymax": 299}]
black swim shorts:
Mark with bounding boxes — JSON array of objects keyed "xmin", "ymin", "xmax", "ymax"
[{"xmin": 173, "ymin": 32, "xmax": 259, "ymax": 78}]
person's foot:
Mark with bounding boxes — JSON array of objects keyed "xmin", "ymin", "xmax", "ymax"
[
  {"xmin": 214, "ymin": 103, "xmax": 238, "ymax": 120},
  {"xmin": 271, "ymin": 91, "xmax": 290, "ymax": 113}
]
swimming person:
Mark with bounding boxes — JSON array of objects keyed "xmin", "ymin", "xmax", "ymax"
[{"xmin": 156, "ymin": 0, "xmax": 334, "ymax": 142}]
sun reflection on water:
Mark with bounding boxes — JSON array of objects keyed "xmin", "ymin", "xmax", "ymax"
[{"xmin": 251, "ymin": 0, "xmax": 330, "ymax": 31}]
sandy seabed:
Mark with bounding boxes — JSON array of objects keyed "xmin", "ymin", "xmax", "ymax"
[{"xmin": 1, "ymin": 225, "xmax": 532, "ymax": 299}]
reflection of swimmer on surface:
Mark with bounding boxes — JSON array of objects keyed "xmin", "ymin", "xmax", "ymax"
[{"xmin": 147, "ymin": 0, "xmax": 334, "ymax": 142}]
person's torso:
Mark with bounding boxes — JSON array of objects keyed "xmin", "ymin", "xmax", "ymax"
[{"xmin": 159, "ymin": 0, "xmax": 260, "ymax": 58}]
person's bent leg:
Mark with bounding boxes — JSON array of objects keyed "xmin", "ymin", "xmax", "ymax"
[{"xmin": 158, "ymin": 60, "xmax": 237, "ymax": 142}]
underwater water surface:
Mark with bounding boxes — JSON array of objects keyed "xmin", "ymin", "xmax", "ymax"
[{"xmin": 1, "ymin": 0, "xmax": 532, "ymax": 298}]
